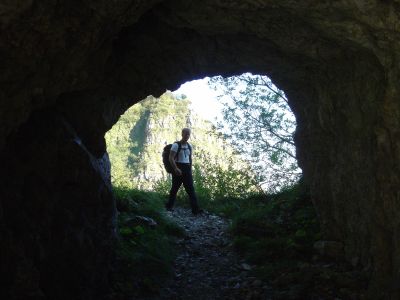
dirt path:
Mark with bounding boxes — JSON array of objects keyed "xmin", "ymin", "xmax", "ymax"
[{"xmin": 145, "ymin": 207, "xmax": 272, "ymax": 300}]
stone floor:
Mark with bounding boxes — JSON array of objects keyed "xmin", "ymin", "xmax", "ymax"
[{"xmin": 143, "ymin": 207, "xmax": 272, "ymax": 300}]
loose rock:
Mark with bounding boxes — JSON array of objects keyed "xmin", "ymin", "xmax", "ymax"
[{"xmin": 140, "ymin": 207, "xmax": 271, "ymax": 300}]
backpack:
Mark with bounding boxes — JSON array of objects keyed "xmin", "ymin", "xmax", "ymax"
[{"xmin": 162, "ymin": 141, "xmax": 192, "ymax": 173}]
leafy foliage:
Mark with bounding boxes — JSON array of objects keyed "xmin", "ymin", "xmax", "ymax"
[{"xmin": 208, "ymin": 73, "xmax": 302, "ymax": 192}]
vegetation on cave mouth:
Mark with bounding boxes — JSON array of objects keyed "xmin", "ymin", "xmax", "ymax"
[
  {"xmin": 106, "ymin": 75, "xmax": 367, "ymax": 299},
  {"xmin": 105, "ymin": 73, "xmax": 300, "ymax": 194},
  {"xmin": 110, "ymin": 185, "xmax": 367, "ymax": 299}
]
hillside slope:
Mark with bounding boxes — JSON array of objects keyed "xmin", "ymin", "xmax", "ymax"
[{"xmin": 106, "ymin": 92, "xmax": 257, "ymax": 194}]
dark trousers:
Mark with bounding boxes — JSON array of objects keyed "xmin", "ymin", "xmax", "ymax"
[{"xmin": 166, "ymin": 163, "xmax": 199, "ymax": 212}]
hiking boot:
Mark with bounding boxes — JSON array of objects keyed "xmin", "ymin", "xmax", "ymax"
[
  {"xmin": 192, "ymin": 208, "xmax": 204, "ymax": 215},
  {"xmin": 165, "ymin": 203, "xmax": 174, "ymax": 212}
]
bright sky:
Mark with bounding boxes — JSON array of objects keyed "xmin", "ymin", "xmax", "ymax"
[{"xmin": 173, "ymin": 77, "xmax": 223, "ymax": 124}]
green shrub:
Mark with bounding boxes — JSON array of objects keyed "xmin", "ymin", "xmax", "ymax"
[
  {"xmin": 111, "ymin": 186, "xmax": 184, "ymax": 297},
  {"xmin": 229, "ymin": 180, "xmax": 321, "ymax": 276},
  {"xmin": 152, "ymin": 151, "xmax": 262, "ymax": 213}
]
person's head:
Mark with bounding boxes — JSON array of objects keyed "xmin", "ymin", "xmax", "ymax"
[{"xmin": 181, "ymin": 128, "xmax": 191, "ymax": 142}]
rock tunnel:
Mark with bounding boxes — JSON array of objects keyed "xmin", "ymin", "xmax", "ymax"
[{"xmin": 0, "ymin": 0, "xmax": 399, "ymax": 299}]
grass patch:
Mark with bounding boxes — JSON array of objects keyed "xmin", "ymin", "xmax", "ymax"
[
  {"xmin": 219, "ymin": 181, "xmax": 367, "ymax": 298},
  {"xmin": 229, "ymin": 182, "xmax": 321, "ymax": 276},
  {"xmin": 111, "ymin": 186, "xmax": 184, "ymax": 297}
]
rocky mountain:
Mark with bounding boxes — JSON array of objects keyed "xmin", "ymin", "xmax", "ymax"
[{"xmin": 106, "ymin": 91, "xmax": 251, "ymax": 191}]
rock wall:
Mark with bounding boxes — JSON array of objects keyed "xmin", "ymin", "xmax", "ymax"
[
  {"xmin": 1, "ymin": 0, "xmax": 400, "ymax": 298},
  {"xmin": 0, "ymin": 108, "xmax": 117, "ymax": 299}
]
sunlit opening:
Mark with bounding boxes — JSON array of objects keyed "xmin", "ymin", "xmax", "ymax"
[{"xmin": 106, "ymin": 73, "xmax": 301, "ymax": 194}]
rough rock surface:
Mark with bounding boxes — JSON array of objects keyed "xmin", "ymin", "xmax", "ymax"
[
  {"xmin": 0, "ymin": 110, "xmax": 117, "ymax": 299},
  {"xmin": 1, "ymin": 1, "xmax": 400, "ymax": 299},
  {"xmin": 143, "ymin": 207, "xmax": 272, "ymax": 300}
]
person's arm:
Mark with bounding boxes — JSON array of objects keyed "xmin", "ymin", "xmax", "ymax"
[
  {"xmin": 188, "ymin": 143, "xmax": 192, "ymax": 166},
  {"xmin": 169, "ymin": 150, "xmax": 182, "ymax": 176}
]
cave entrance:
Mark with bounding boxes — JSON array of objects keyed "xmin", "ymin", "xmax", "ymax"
[
  {"xmin": 1, "ymin": 0, "xmax": 392, "ymax": 298},
  {"xmin": 106, "ymin": 73, "xmax": 301, "ymax": 195},
  {"xmin": 104, "ymin": 74, "xmax": 325, "ymax": 299}
]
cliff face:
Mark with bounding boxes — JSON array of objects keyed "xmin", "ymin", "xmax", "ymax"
[
  {"xmin": 0, "ymin": 0, "xmax": 399, "ymax": 298},
  {"xmin": 106, "ymin": 92, "xmax": 250, "ymax": 191},
  {"xmin": 105, "ymin": 93, "xmax": 191, "ymax": 189}
]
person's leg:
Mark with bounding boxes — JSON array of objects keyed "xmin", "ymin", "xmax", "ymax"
[
  {"xmin": 166, "ymin": 174, "xmax": 182, "ymax": 210},
  {"xmin": 181, "ymin": 166, "xmax": 201, "ymax": 213}
]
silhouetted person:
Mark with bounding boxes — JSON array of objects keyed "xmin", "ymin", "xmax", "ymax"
[{"xmin": 165, "ymin": 128, "xmax": 203, "ymax": 215}]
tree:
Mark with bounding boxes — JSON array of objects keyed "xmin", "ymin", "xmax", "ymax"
[{"xmin": 208, "ymin": 73, "xmax": 301, "ymax": 192}]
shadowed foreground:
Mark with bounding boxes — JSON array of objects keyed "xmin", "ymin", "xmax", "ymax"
[{"xmin": 142, "ymin": 207, "xmax": 271, "ymax": 300}]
